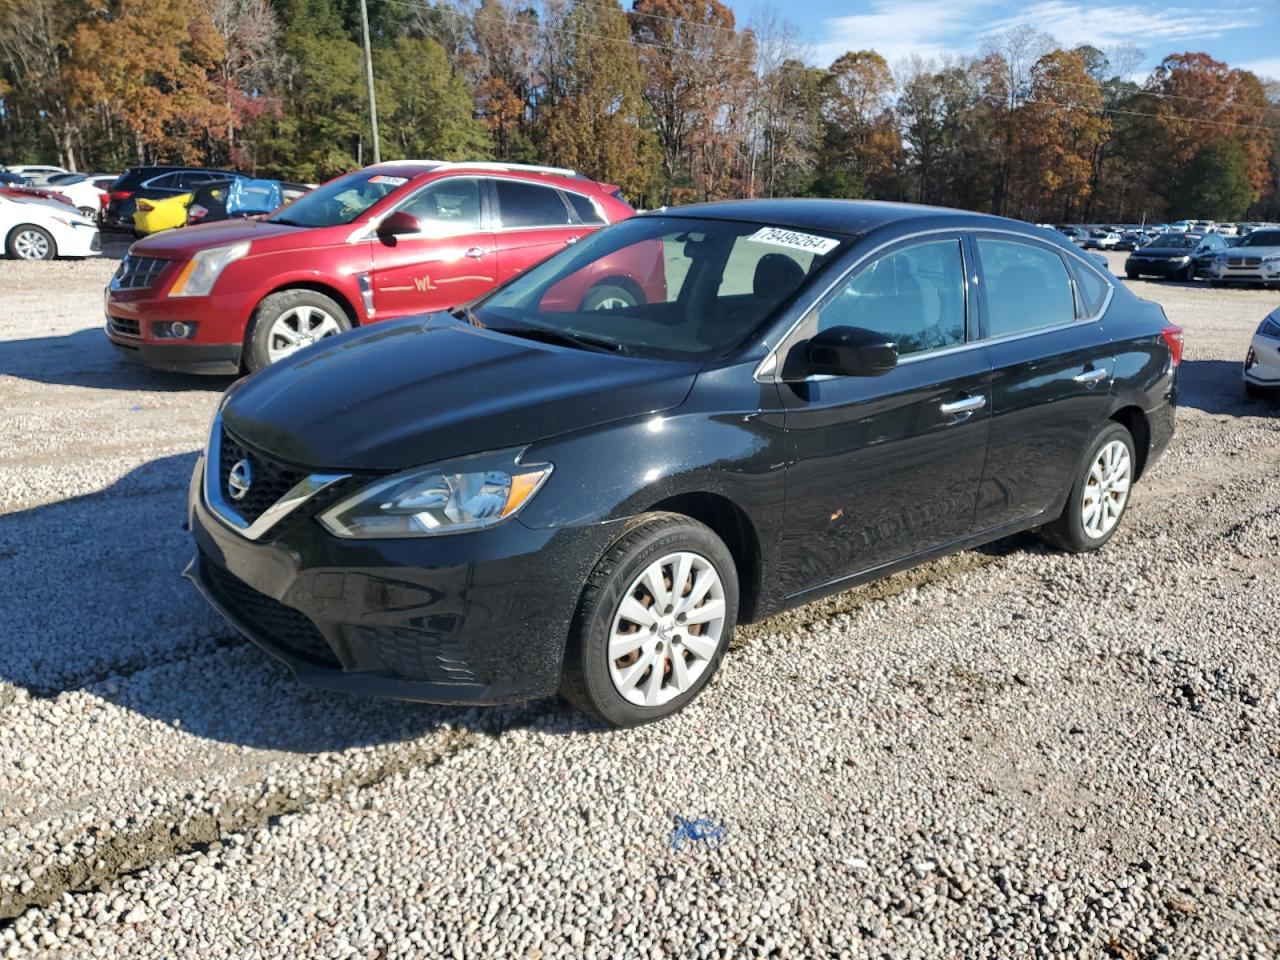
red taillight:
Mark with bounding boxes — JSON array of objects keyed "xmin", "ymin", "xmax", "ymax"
[
  {"xmin": 187, "ymin": 204, "xmax": 208, "ymax": 223},
  {"xmin": 110, "ymin": 190, "xmax": 132, "ymax": 201},
  {"xmin": 1161, "ymin": 324, "xmax": 1184, "ymax": 367}
]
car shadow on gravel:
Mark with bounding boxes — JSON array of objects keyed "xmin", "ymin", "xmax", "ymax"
[
  {"xmin": 0, "ymin": 327, "xmax": 237, "ymax": 393},
  {"xmin": 1, "ymin": 452, "xmax": 585, "ymax": 752},
  {"xmin": 1177, "ymin": 359, "xmax": 1275, "ymax": 416}
]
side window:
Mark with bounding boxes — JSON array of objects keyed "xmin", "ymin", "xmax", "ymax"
[
  {"xmin": 494, "ymin": 179, "xmax": 573, "ymax": 228},
  {"xmin": 816, "ymin": 238, "xmax": 966, "ymax": 357},
  {"xmin": 563, "ymin": 191, "xmax": 605, "ymax": 225},
  {"xmin": 145, "ymin": 173, "xmax": 181, "ymax": 189},
  {"xmin": 1071, "ymin": 261, "xmax": 1111, "ymax": 317},
  {"xmin": 976, "ymin": 238, "xmax": 1076, "ymax": 337},
  {"xmin": 399, "ymin": 179, "xmax": 483, "ymax": 235},
  {"xmin": 177, "ymin": 171, "xmax": 215, "ymax": 189}
]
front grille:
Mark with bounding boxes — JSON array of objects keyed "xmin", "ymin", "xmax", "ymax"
[
  {"xmin": 108, "ymin": 316, "xmax": 140, "ymax": 338},
  {"xmin": 219, "ymin": 430, "xmax": 307, "ymax": 526},
  {"xmin": 112, "ymin": 255, "xmax": 170, "ymax": 290},
  {"xmin": 203, "ymin": 560, "xmax": 340, "ymax": 666},
  {"xmin": 1228, "ymin": 257, "xmax": 1261, "ymax": 267}
]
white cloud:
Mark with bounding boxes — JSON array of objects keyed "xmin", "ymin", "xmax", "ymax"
[
  {"xmin": 814, "ymin": 1, "xmax": 1268, "ymax": 69},
  {"xmin": 1237, "ymin": 56, "xmax": 1280, "ymax": 80}
]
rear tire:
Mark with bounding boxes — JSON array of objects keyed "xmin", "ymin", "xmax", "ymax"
[
  {"xmin": 579, "ymin": 282, "xmax": 641, "ymax": 312},
  {"xmin": 1039, "ymin": 422, "xmax": 1135, "ymax": 553},
  {"xmin": 560, "ymin": 512, "xmax": 738, "ymax": 727},
  {"xmin": 1126, "ymin": 270, "xmax": 1139, "ymax": 280},
  {"xmin": 244, "ymin": 290, "xmax": 351, "ymax": 372},
  {"xmin": 7, "ymin": 225, "xmax": 55, "ymax": 260}
]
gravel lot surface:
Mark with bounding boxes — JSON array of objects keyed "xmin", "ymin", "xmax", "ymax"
[{"xmin": 1, "ymin": 248, "xmax": 1278, "ymax": 958}]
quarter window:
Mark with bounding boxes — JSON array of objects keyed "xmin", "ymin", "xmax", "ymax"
[
  {"xmin": 816, "ymin": 238, "xmax": 967, "ymax": 357},
  {"xmin": 1071, "ymin": 261, "xmax": 1111, "ymax": 317},
  {"xmin": 977, "ymin": 238, "xmax": 1076, "ymax": 337},
  {"xmin": 494, "ymin": 179, "xmax": 573, "ymax": 228},
  {"xmin": 564, "ymin": 192, "xmax": 605, "ymax": 225}
]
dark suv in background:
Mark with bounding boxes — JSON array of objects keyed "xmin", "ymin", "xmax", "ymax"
[{"xmin": 103, "ymin": 165, "xmax": 240, "ymax": 232}]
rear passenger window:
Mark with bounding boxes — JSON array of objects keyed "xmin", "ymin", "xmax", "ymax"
[
  {"xmin": 494, "ymin": 180, "xmax": 572, "ymax": 228},
  {"xmin": 1071, "ymin": 261, "xmax": 1111, "ymax": 316},
  {"xmin": 564, "ymin": 192, "xmax": 605, "ymax": 225},
  {"xmin": 817, "ymin": 238, "xmax": 967, "ymax": 357},
  {"xmin": 145, "ymin": 173, "xmax": 182, "ymax": 189},
  {"xmin": 977, "ymin": 239, "xmax": 1076, "ymax": 337}
]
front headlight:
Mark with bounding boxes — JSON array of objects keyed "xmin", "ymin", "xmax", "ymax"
[
  {"xmin": 319, "ymin": 449, "xmax": 553, "ymax": 538},
  {"xmin": 169, "ymin": 241, "xmax": 250, "ymax": 298},
  {"xmin": 1262, "ymin": 254, "xmax": 1280, "ymax": 266},
  {"xmin": 1259, "ymin": 313, "xmax": 1280, "ymax": 339}
]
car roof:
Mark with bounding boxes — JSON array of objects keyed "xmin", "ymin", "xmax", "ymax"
[
  {"xmin": 362, "ymin": 160, "xmax": 604, "ymax": 189},
  {"xmin": 647, "ymin": 198, "xmax": 1045, "ymax": 238}
]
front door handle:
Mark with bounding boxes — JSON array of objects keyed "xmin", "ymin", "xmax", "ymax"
[
  {"xmin": 565, "ymin": 236, "xmax": 578, "ymax": 245},
  {"xmin": 1073, "ymin": 368, "xmax": 1109, "ymax": 385},
  {"xmin": 465, "ymin": 246, "xmax": 485, "ymax": 259},
  {"xmin": 939, "ymin": 395, "xmax": 987, "ymax": 417}
]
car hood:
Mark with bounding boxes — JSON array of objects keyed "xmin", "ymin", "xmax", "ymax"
[
  {"xmin": 1228, "ymin": 245, "xmax": 1280, "ymax": 257},
  {"xmin": 221, "ymin": 316, "xmax": 702, "ymax": 471},
  {"xmin": 130, "ymin": 217, "xmax": 306, "ymax": 258}
]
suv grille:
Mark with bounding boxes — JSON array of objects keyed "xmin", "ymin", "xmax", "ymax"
[
  {"xmin": 1228, "ymin": 257, "xmax": 1261, "ymax": 267},
  {"xmin": 219, "ymin": 430, "xmax": 307, "ymax": 526},
  {"xmin": 203, "ymin": 560, "xmax": 339, "ymax": 666},
  {"xmin": 112, "ymin": 255, "xmax": 170, "ymax": 290}
]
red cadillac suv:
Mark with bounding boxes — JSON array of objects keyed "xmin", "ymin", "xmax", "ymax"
[{"xmin": 104, "ymin": 162, "xmax": 639, "ymax": 374}]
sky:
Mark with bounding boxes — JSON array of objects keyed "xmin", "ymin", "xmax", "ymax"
[{"xmin": 736, "ymin": 0, "xmax": 1280, "ymax": 79}]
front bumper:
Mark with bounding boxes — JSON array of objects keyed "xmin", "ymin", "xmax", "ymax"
[
  {"xmin": 1209, "ymin": 265, "xmax": 1280, "ymax": 285},
  {"xmin": 105, "ymin": 274, "xmax": 251, "ymax": 374},
  {"xmin": 1125, "ymin": 257, "xmax": 1195, "ymax": 277},
  {"xmin": 1244, "ymin": 335, "xmax": 1280, "ymax": 387},
  {"xmin": 185, "ymin": 454, "xmax": 620, "ymax": 703}
]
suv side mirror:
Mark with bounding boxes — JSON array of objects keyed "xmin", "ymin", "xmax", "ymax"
[
  {"xmin": 377, "ymin": 210, "xmax": 420, "ymax": 240},
  {"xmin": 802, "ymin": 326, "xmax": 898, "ymax": 378}
]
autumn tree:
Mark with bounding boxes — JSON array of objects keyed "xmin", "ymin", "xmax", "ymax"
[
  {"xmin": 819, "ymin": 50, "xmax": 901, "ymax": 198},
  {"xmin": 377, "ymin": 36, "xmax": 491, "ymax": 162}
]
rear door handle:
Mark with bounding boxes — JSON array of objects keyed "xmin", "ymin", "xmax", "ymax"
[
  {"xmin": 465, "ymin": 247, "xmax": 485, "ymax": 259},
  {"xmin": 1073, "ymin": 368, "xmax": 1109, "ymax": 385},
  {"xmin": 939, "ymin": 395, "xmax": 987, "ymax": 416}
]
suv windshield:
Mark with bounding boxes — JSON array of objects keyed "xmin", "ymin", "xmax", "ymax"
[
  {"xmin": 1240, "ymin": 230, "xmax": 1280, "ymax": 247},
  {"xmin": 270, "ymin": 170, "xmax": 409, "ymax": 227},
  {"xmin": 470, "ymin": 216, "xmax": 849, "ymax": 361}
]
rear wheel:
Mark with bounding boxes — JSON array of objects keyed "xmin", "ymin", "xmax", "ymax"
[
  {"xmin": 561, "ymin": 513, "xmax": 738, "ymax": 727},
  {"xmin": 580, "ymin": 282, "xmax": 640, "ymax": 312},
  {"xmin": 1039, "ymin": 422, "xmax": 1135, "ymax": 553},
  {"xmin": 1126, "ymin": 270, "xmax": 1139, "ymax": 280},
  {"xmin": 245, "ymin": 290, "xmax": 351, "ymax": 371},
  {"xmin": 7, "ymin": 225, "xmax": 55, "ymax": 260}
]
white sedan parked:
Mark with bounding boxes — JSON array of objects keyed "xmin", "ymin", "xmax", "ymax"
[
  {"xmin": 1244, "ymin": 307, "xmax": 1280, "ymax": 398},
  {"xmin": 44, "ymin": 173, "xmax": 110, "ymax": 218},
  {"xmin": 0, "ymin": 194, "xmax": 100, "ymax": 260}
]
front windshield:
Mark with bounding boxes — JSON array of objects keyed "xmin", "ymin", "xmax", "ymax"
[
  {"xmin": 270, "ymin": 169, "xmax": 409, "ymax": 227},
  {"xmin": 1150, "ymin": 233, "xmax": 1197, "ymax": 248},
  {"xmin": 1240, "ymin": 230, "xmax": 1280, "ymax": 247},
  {"xmin": 469, "ymin": 216, "xmax": 850, "ymax": 360}
]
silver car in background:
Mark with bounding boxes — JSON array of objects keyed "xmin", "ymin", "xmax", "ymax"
[{"xmin": 1209, "ymin": 227, "xmax": 1280, "ymax": 286}]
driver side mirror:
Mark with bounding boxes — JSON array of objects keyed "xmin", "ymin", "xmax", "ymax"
[
  {"xmin": 376, "ymin": 210, "xmax": 420, "ymax": 241},
  {"xmin": 799, "ymin": 326, "xmax": 898, "ymax": 378}
]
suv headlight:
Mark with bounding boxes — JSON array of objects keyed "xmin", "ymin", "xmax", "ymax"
[
  {"xmin": 169, "ymin": 241, "xmax": 250, "ymax": 297},
  {"xmin": 319, "ymin": 449, "xmax": 553, "ymax": 538},
  {"xmin": 1259, "ymin": 313, "xmax": 1280, "ymax": 339}
]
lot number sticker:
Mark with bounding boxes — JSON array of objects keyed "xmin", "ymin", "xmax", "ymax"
[
  {"xmin": 747, "ymin": 227, "xmax": 840, "ymax": 255},
  {"xmin": 369, "ymin": 175, "xmax": 409, "ymax": 186}
]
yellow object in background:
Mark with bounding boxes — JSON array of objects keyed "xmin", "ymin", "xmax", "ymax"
[{"xmin": 133, "ymin": 192, "xmax": 193, "ymax": 235}]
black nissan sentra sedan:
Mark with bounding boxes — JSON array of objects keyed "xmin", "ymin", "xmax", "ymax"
[{"xmin": 187, "ymin": 200, "xmax": 1180, "ymax": 726}]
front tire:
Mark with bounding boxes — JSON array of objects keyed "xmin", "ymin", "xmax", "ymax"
[
  {"xmin": 1039, "ymin": 422, "xmax": 1135, "ymax": 553},
  {"xmin": 561, "ymin": 513, "xmax": 739, "ymax": 727},
  {"xmin": 7, "ymin": 225, "xmax": 56, "ymax": 260},
  {"xmin": 245, "ymin": 290, "xmax": 351, "ymax": 372},
  {"xmin": 579, "ymin": 282, "xmax": 641, "ymax": 312}
]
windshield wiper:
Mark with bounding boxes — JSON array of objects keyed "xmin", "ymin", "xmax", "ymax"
[
  {"xmin": 487, "ymin": 323, "xmax": 626, "ymax": 355},
  {"xmin": 269, "ymin": 216, "xmax": 307, "ymax": 227}
]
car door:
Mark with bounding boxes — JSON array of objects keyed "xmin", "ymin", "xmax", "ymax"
[
  {"xmin": 777, "ymin": 234, "xmax": 992, "ymax": 594},
  {"xmin": 1194, "ymin": 234, "xmax": 1225, "ymax": 273},
  {"xmin": 491, "ymin": 178, "xmax": 593, "ymax": 282},
  {"xmin": 369, "ymin": 177, "xmax": 498, "ymax": 319},
  {"xmin": 971, "ymin": 234, "xmax": 1116, "ymax": 532}
]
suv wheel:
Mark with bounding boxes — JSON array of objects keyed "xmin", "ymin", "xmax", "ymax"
[
  {"xmin": 561, "ymin": 513, "xmax": 738, "ymax": 726},
  {"xmin": 245, "ymin": 290, "xmax": 351, "ymax": 371},
  {"xmin": 7, "ymin": 225, "xmax": 55, "ymax": 260},
  {"xmin": 580, "ymin": 281, "xmax": 641, "ymax": 312},
  {"xmin": 1039, "ymin": 422, "xmax": 1135, "ymax": 553}
]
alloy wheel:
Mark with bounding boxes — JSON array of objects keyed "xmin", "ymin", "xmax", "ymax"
[
  {"xmin": 13, "ymin": 229, "xmax": 51, "ymax": 260},
  {"xmin": 266, "ymin": 305, "xmax": 343, "ymax": 363},
  {"xmin": 607, "ymin": 551, "xmax": 726, "ymax": 707},
  {"xmin": 1081, "ymin": 439, "xmax": 1131, "ymax": 539}
]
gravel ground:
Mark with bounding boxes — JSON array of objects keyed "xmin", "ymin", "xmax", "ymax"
[{"xmin": 1, "ymin": 248, "xmax": 1278, "ymax": 959}]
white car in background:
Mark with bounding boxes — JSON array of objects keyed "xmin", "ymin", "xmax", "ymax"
[
  {"xmin": 42, "ymin": 172, "xmax": 109, "ymax": 218},
  {"xmin": 0, "ymin": 193, "xmax": 100, "ymax": 260},
  {"xmin": 1244, "ymin": 307, "xmax": 1280, "ymax": 398},
  {"xmin": 4, "ymin": 164, "xmax": 70, "ymax": 185}
]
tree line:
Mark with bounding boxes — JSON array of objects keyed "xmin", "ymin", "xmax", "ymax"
[{"xmin": 2, "ymin": 0, "xmax": 1278, "ymax": 221}]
